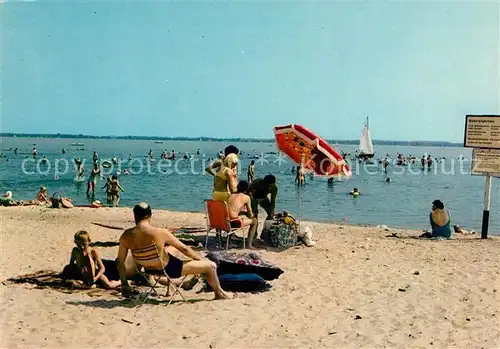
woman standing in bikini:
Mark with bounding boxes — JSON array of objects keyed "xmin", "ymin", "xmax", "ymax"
[{"xmin": 212, "ymin": 153, "xmax": 239, "ymax": 201}]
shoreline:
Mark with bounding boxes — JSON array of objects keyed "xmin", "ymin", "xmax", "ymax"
[
  {"xmin": 1, "ymin": 204, "xmax": 497, "ymax": 237},
  {"xmin": 1, "ymin": 206, "xmax": 499, "ymax": 348}
]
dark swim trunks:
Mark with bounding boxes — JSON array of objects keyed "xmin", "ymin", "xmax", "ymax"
[{"xmin": 145, "ymin": 253, "xmax": 183, "ymax": 278}]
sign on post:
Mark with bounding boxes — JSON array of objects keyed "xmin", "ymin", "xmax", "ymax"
[
  {"xmin": 471, "ymin": 148, "xmax": 500, "ymax": 177},
  {"xmin": 464, "ymin": 115, "xmax": 499, "ymax": 239},
  {"xmin": 464, "ymin": 115, "xmax": 500, "ymax": 149}
]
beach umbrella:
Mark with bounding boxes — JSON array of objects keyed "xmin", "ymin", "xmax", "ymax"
[{"xmin": 273, "ymin": 124, "xmax": 352, "ymax": 178}]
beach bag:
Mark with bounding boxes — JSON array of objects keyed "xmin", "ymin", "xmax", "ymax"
[
  {"xmin": 51, "ymin": 193, "xmax": 62, "ymax": 208},
  {"xmin": 261, "ymin": 215, "xmax": 299, "ymax": 250}
]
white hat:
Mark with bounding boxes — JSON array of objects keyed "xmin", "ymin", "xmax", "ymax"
[{"xmin": 3, "ymin": 191, "xmax": 12, "ymax": 199}]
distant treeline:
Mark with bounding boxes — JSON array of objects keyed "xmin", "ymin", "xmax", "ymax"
[{"xmin": 0, "ymin": 133, "xmax": 462, "ymax": 147}]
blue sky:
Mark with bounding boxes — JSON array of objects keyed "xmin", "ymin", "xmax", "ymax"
[{"xmin": 1, "ymin": 1, "xmax": 498, "ymax": 141}]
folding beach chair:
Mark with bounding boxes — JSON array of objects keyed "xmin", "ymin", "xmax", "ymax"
[
  {"xmin": 204, "ymin": 199, "xmax": 245, "ymax": 250},
  {"xmin": 131, "ymin": 243, "xmax": 188, "ymax": 306}
]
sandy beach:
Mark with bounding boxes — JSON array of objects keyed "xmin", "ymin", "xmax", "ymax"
[{"xmin": 1, "ymin": 206, "xmax": 499, "ymax": 348}]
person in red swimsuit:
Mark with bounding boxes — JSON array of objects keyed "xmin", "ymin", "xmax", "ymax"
[{"xmin": 227, "ymin": 181, "xmax": 258, "ymax": 249}]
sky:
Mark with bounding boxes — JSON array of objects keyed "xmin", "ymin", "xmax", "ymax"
[{"xmin": 0, "ymin": 1, "xmax": 499, "ymax": 141}]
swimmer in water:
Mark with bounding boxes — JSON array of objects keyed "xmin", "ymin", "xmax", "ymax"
[
  {"xmin": 349, "ymin": 188, "xmax": 360, "ymax": 196},
  {"xmin": 295, "ymin": 165, "xmax": 305, "ymax": 187},
  {"xmin": 75, "ymin": 158, "xmax": 84, "ymax": 179},
  {"xmin": 385, "ymin": 177, "xmax": 391, "ymax": 183},
  {"xmin": 102, "ymin": 176, "xmax": 112, "ymax": 202},
  {"xmin": 109, "ymin": 175, "xmax": 125, "ymax": 207}
]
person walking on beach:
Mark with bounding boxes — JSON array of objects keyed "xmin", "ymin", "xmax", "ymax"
[
  {"xmin": 116, "ymin": 202, "xmax": 230, "ymax": 299},
  {"xmin": 92, "ymin": 151, "xmax": 99, "ymax": 164},
  {"xmin": 247, "ymin": 160, "xmax": 255, "ymax": 184}
]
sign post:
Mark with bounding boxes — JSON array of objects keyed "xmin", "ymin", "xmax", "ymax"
[
  {"xmin": 481, "ymin": 175, "xmax": 492, "ymax": 239},
  {"xmin": 464, "ymin": 115, "xmax": 500, "ymax": 239}
]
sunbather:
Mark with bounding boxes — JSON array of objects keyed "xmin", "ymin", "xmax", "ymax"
[
  {"xmin": 227, "ymin": 181, "xmax": 258, "ymax": 249},
  {"xmin": 66, "ymin": 230, "xmax": 121, "ymax": 289},
  {"xmin": 36, "ymin": 186, "xmax": 50, "ymax": 205},
  {"xmin": 116, "ymin": 202, "xmax": 230, "ymax": 299},
  {"xmin": 429, "ymin": 199, "xmax": 452, "ymax": 238}
]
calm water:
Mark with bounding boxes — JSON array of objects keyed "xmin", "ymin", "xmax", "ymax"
[{"xmin": 1, "ymin": 137, "xmax": 498, "ymax": 234}]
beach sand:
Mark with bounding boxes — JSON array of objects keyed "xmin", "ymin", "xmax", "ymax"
[{"xmin": 1, "ymin": 206, "xmax": 499, "ymax": 348}]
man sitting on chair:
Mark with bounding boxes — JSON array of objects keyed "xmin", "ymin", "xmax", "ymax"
[
  {"xmin": 117, "ymin": 202, "xmax": 230, "ymax": 300},
  {"xmin": 227, "ymin": 181, "xmax": 258, "ymax": 249}
]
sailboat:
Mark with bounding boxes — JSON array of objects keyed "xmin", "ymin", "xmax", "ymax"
[{"xmin": 358, "ymin": 116, "xmax": 374, "ymax": 160}]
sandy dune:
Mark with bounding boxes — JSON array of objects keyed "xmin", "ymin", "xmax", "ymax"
[{"xmin": 1, "ymin": 206, "xmax": 499, "ymax": 348}]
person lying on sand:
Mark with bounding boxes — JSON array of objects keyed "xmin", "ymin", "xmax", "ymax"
[
  {"xmin": 67, "ymin": 230, "xmax": 121, "ymax": 289},
  {"xmin": 116, "ymin": 202, "xmax": 230, "ymax": 299},
  {"xmin": 227, "ymin": 181, "xmax": 258, "ymax": 249},
  {"xmin": 0, "ymin": 191, "xmax": 32, "ymax": 206}
]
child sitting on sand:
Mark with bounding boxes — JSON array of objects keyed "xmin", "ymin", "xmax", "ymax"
[
  {"xmin": 36, "ymin": 186, "xmax": 50, "ymax": 205},
  {"xmin": 65, "ymin": 231, "xmax": 120, "ymax": 289}
]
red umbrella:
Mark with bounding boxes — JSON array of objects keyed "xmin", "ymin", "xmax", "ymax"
[{"xmin": 273, "ymin": 124, "xmax": 351, "ymax": 178}]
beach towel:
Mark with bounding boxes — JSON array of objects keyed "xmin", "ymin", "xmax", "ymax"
[
  {"xmin": 206, "ymin": 251, "xmax": 284, "ymax": 280},
  {"xmin": 3, "ymin": 270, "xmax": 121, "ymax": 296},
  {"xmin": 205, "ymin": 273, "xmax": 271, "ymax": 293}
]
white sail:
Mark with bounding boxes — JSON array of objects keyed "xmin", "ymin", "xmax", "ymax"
[{"xmin": 359, "ymin": 118, "xmax": 374, "ymax": 155}]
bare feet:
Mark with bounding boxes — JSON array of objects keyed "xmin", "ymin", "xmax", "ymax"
[
  {"xmin": 214, "ymin": 291, "xmax": 231, "ymax": 300},
  {"xmin": 108, "ymin": 280, "xmax": 121, "ymax": 289}
]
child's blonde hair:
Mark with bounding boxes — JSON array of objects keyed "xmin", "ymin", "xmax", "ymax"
[{"xmin": 74, "ymin": 230, "xmax": 91, "ymax": 244}]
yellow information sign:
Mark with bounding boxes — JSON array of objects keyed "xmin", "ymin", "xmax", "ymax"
[
  {"xmin": 464, "ymin": 115, "xmax": 500, "ymax": 149},
  {"xmin": 472, "ymin": 148, "xmax": 500, "ymax": 177}
]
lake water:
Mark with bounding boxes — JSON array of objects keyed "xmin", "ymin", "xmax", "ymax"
[{"xmin": 1, "ymin": 137, "xmax": 498, "ymax": 235}]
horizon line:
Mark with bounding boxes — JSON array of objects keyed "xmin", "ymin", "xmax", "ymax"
[{"xmin": 0, "ymin": 132, "xmax": 463, "ymax": 146}]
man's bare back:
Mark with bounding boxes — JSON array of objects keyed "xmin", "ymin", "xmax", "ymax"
[
  {"xmin": 116, "ymin": 202, "xmax": 230, "ymax": 299},
  {"xmin": 227, "ymin": 193, "xmax": 252, "ymax": 220}
]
